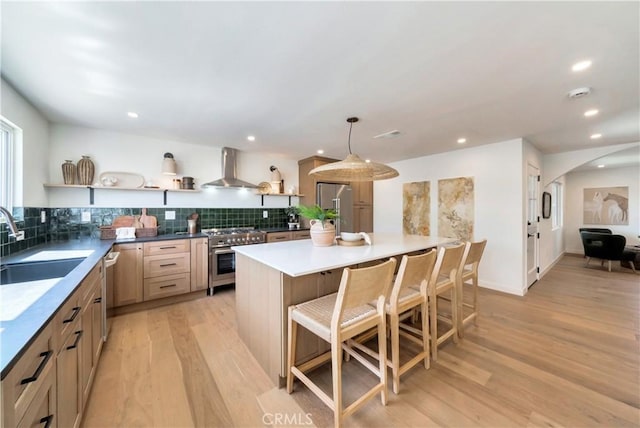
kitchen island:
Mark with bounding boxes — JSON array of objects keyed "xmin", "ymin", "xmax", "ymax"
[{"xmin": 232, "ymin": 233, "xmax": 454, "ymax": 386}]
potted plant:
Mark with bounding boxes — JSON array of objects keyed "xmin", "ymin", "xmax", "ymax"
[{"xmin": 296, "ymin": 204, "xmax": 338, "ymax": 246}]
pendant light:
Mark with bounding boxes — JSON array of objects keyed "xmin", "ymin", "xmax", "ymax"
[{"xmin": 309, "ymin": 117, "xmax": 399, "ymax": 181}]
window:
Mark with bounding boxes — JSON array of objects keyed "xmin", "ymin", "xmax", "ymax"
[
  {"xmin": 551, "ymin": 181, "xmax": 562, "ymax": 230},
  {"xmin": 0, "ymin": 118, "xmax": 16, "ymax": 212}
]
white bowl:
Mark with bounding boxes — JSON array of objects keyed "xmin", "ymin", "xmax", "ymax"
[{"xmin": 341, "ymin": 232, "xmax": 363, "ymax": 242}]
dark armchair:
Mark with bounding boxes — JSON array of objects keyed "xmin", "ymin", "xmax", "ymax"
[
  {"xmin": 579, "ymin": 231, "xmax": 636, "ymax": 273},
  {"xmin": 579, "ymin": 227, "xmax": 612, "ymax": 234}
]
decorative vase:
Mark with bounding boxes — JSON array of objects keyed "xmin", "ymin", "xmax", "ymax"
[
  {"xmin": 77, "ymin": 155, "xmax": 95, "ymax": 185},
  {"xmin": 309, "ymin": 219, "xmax": 336, "ymax": 247},
  {"xmin": 61, "ymin": 160, "xmax": 76, "ymax": 185}
]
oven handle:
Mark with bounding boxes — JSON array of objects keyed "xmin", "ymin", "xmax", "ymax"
[{"xmin": 214, "ymin": 248, "xmax": 235, "ymax": 255}]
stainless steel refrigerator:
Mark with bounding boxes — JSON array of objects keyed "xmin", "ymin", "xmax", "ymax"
[{"xmin": 317, "ymin": 182, "xmax": 354, "ymax": 234}]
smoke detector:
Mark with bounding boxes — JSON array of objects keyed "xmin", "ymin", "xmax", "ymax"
[{"xmin": 567, "ymin": 87, "xmax": 592, "ymax": 99}]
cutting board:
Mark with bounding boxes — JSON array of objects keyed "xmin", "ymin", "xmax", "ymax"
[
  {"xmin": 140, "ymin": 208, "xmax": 157, "ymax": 228},
  {"xmin": 112, "ymin": 216, "xmax": 134, "ymax": 228}
]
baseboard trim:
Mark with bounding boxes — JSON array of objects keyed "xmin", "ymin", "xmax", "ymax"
[
  {"xmin": 478, "ymin": 280, "xmax": 524, "ymax": 297},
  {"xmin": 540, "ymin": 251, "xmax": 566, "ymax": 278}
]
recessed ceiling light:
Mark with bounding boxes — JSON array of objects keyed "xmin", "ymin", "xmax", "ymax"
[
  {"xmin": 590, "ymin": 133, "xmax": 602, "ymax": 139},
  {"xmin": 572, "ymin": 60, "xmax": 592, "ymax": 72},
  {"xmin": 127, "ymin": 112, "xmax": 138, "ymax": 118},
  {"xmin": 247, "ymin": 135, "xmax": 256, "ymax": 141},
  {"xmin": 317, "ymin": 149, "xmax": 324, "ymax": 154},
  {"xmin": 365, "ymin": 159, "xmax": 371, "ymax": 163},
  {"xmin": 457, "ymin": 138, "xmax": 467, "ymax": 144},
  {"xmin": 597, "ymin": 164, "xmax": 605, "ymax": 168},
  {"xmin": 584, "ymin": 109, "xmax": 599, "ymax": 117}
]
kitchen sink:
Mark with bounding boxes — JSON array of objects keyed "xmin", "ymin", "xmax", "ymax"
[{"xmin": 0, "ymin": 258, "xmax": 85, "ymax": 285}]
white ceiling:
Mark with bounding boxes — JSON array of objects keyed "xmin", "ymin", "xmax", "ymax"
[{"xmin": 1, "ymin": 2, "xmax": 639, "ymax": 164}]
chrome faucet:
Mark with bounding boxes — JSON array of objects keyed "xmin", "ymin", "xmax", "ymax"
[{"xmin": 0, "ymin": 206, "xmax": 24, "ymax": 241}]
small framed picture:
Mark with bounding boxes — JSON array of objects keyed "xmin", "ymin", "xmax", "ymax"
[{"xmin": 542, "ymin": 191, "xmax": 551, "ymax": 219}]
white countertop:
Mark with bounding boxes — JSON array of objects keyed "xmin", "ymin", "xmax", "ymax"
[{"xmin": 232, "ymin": 233, "xmax": 455, "ymax": 277}]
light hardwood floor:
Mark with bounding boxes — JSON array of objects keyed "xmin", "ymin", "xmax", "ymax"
[{"xmin": 82, "ymin": 255, "xmax": 640, "ymax": 427}]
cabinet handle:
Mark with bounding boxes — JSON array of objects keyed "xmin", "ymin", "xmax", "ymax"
[
  {"xmin": 159, "ymin": 246, "xmax": 177, "ymax": 249},
  {"xmin": 39, "ymin": 415, "xmax": 53, "ymax": 428},
  {"xmin": 20, "ymin": 350, "xmax": 52, "ymax": 385},
  {"xmin": 62, "ymin": 306, "xmax": 81, "ymax": 324},
  {"xmin": 93, "ymin": 297, "xmax": 102, "ymax": 304},
  {"xmin": 160, "ymin": 284, "xmax": 177, "ymax": 289},
  {"xmin": 159, "ymin": 263, "xmax": 177, "ymax": 267},
  {"xmin": 66, "ymin": 330, "xmax": 83, "ymax": 350}
]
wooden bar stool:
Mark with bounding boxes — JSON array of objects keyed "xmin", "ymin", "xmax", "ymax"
[
  {"xmin": 457, "ymin": 239, "xmax": 487, "ymax": 338},
  {"xmin": 348, "ymin": 250, "xmax": 437, "ymax": 394},
  {"xmin": 286, "ymin": 258, "xmax": 397, "ymax": 427},
  {"xmin": 429, "ymin": 243, "xmax": 465, "ymax": 361}
]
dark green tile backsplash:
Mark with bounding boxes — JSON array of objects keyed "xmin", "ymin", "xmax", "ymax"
[{"xmin": 1, "ymin": 206, "xmax": 289, "ymax": 258}]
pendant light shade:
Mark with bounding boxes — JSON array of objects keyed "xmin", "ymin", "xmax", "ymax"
[{"xmin": 309, "ymin": 117, "xmax": 399, "ymax": 182}]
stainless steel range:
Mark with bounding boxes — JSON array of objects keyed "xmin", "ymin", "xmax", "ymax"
[{"xmin": 202, "ymin": 227, "xmax": 266, "ymax": 292}]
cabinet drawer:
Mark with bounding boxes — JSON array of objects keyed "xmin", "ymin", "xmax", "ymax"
[
  {"xmin": 1, "ymin": 324, "xmax": 54, "ymax": 427},
  {"xmin": 143, "ymin": 273, "xmax": 191, "ymax": 301},
  {"xmin": 143, "ymin": 253, "xmax": 190, "ymax": 278},
  {"xmin": 267, "ymin": 232, "xmax": 291, "ymax": 242},
  {"xmin": 16, "ymin": 363, "xmax": 55, "ymax": 428},
  {"xmin": 143, "ymin": 240, "xmax": 189, "ymax": 256},
  {"xmin": 53, "ymin": 291, "xmax": 81, "ymax": 353},
  {"xmin": 292, "ymin": 230, "xmax": 311, "ymax": 240}
]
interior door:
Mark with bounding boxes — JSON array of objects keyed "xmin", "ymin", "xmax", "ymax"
[{"xmin": 526, "ymin": 164, "xmax": 540, "ymax": 287}]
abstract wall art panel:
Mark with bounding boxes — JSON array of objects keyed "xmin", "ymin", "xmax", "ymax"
[
  {"xmin": 438, "ymin": 177, "xmax": 474, "ymax": 241},
  {"xmin": 403, "ymin": 181, "xmax": 430, "ymax": 235}
]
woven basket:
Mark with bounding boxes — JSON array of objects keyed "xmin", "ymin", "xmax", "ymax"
[
  {"xmin": 135, "ymin": 227, "xmax": 158, "ymax": 237},
  {"xmin": 99, "ymin": 226, "xmax": 116, "ymax": 240}
]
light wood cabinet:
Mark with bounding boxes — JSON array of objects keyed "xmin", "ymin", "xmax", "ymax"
[
  {"xmin": 143, "ymin": 253, "xmax": 190, "ymax": 278},
  {"xmin": 143, "ymin": 240, "xmax": 191, "ymax": 301},
  {"xmin": 351, "ymin": 181, "xmax": 373, "ymax": 206},
  {"xmin": 1, "ymin": 324, "xmax": 55, "ymax": 427},
  {"xmin": 143, "ymin": 239, "xmax": 189, "ymax": 256},
  {"xmin": 56, "ymin": 317, "xmax": 82, "ymax": 428},
  {"xmin": 267, "ymin": 231, "xmax": 292, "ymax": 243},
  {"xmin": 190, "ymin": 237, "xmax": 209, "ymax": 291},
  {"xmin": 143, "ymin": 273, "xmax": 191, "ymax": 300},
  {"xmin": 292, "ymin": 230, "xmax": 311, "ymax": 240},
  {"xmin": 351, "ymin": 181, "xmax": 373, "ymax": 233},
  {"xmin": 15, "ymin": 364, "xmax": 56, "ymax": 428},
  {"xmin": 80, "ymin": 266, "xmax": 103, "ymax": 409},
  {"xmin": 266, "ymin": 230, "xmax": 311, "ymax": 243},
  {"xmin": 113, "ymin": 243, "xmax": 143, "ymax": 307},
  {"xmin": 353, "ymin": 205, "xmax": 373, "ymax": 233},
  {"xmin": 2, "ymin": 260, "xmax": 105, "ymax": 428},
  {"xmin": 115, "ymin": 238, "xmax": 206, "ymax": 306}
]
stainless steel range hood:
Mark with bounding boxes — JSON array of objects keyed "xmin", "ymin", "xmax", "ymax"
[{"xmin": 201, "ymin": 147, "xmax": 258, "ymax": 189}]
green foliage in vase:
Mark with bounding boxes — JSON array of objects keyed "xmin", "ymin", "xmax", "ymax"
[{"xmin": 296, "ymin": 204, "xmax": 338, "ymax": 229}]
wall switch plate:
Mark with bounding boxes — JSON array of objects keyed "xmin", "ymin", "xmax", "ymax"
[
  {"xmin": 41, "ymin": 210, "xmax": 46, "ymax": 223},
  {"xmin": 81, "ymin": 211, "xmax": 91, "ymax": 222},
  {"xmin": 263, "ymin": 210, "xmax": 268, "ymax": 218},
  {"xmin": 166, "ymin": 210, "xmax": 176, "ymax": 220}
]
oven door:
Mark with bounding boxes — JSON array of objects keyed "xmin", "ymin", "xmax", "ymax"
[{"xmin": 210, "ymin": 246, "xmax": 236, "ymax": 287}]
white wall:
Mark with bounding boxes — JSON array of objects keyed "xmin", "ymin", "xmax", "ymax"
[
  {"xmin": 564, "ymin": 165, "xmax": 640, "ymax": 253},
  {"xmin": 374, "ymin": 139, "xmax": 526, "ymax": 296},
  {"xmin": 0, "ymin": 78, "xmax": 49, "ymax": 207},
  {"xmin": 48, "ymin": 124, "xmax": 300, "ymax": 208}
]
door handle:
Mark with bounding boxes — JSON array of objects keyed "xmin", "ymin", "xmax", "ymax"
[{"xmin": 527, "ymin": 233, "xmax": 535, "ymax": 237}]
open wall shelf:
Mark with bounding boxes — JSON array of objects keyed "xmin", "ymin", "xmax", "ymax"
[{"xmin": 44, "ymin": 184, "xmax": 200, "ymax": 205}]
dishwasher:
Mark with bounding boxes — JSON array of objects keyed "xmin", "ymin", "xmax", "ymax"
[{"xmin": 103, "ymin": 250, "xmax": 120, "ymax": 340}]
